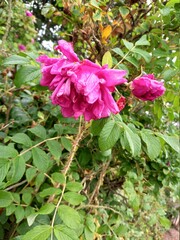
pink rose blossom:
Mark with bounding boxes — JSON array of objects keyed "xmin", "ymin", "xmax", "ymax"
[
  {"xmin": 117, "ymin": 96, "xmax": 126, "ymax": 111},
  {"xmin": 131, "ymin": 74, "xmax": 165, "ymax": 101},
  {"xmin": 37, "ymin": 40, "xmax": 127, "ymax": 121},
  {"xmin": 26, "ymin": 10, "xmax": 33, "ymax": 17},
  {"xmin": 18, "ymin": 44, "xmax": 26, "ymax": 51}
]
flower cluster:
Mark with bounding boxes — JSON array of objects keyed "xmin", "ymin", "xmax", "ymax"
[
  {"xmin": 37, "ymin": 40, "xmax": 127, "ymax": 121},
  {"xmin": 131, "ymin": 74, "xmax": 166, "ymax": 101}
]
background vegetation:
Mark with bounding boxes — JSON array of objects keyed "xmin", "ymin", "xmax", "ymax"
[{"xmin": 0, "ymin": 0, "xmax": 179, "ymax": 239}]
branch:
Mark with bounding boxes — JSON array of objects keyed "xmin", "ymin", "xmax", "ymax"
[
  {"xmin": 88, "ymin": 160, "xmax": 110, "ymax": 204},
  {"xmin": 77, "ymin": 204, "xmax": 124, "ymax": 218}
]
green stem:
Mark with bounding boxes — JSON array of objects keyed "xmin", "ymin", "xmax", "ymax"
[
  {"xmin": 50, "ymin": 117, "xmax": 86, "ymax": 239},
  {"xmin": 19, "ymin": 136, "xmax": 61, "ymax": 157},
  {"xmin": 113, "ymin": 46, "xmax": 135, "ymax": 69}
]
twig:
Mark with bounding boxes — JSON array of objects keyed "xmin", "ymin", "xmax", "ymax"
[
  {"xmin": 5, "ymin": 180, "xmax": 27, "ymax": 191},
  {"xmin": 119, "ymin": 13, "xmax": 126, "ymax": 37},
  {"xmin": 0, "ymin": 120, "xmax": 14, "ymax": 131},
  {"xmin": 77, "ymin": 204, "xmax": 124, "ymax": 218},
  {"xmin": 89, "ymin": 160, "xmax": 110, "ymax": 204}
]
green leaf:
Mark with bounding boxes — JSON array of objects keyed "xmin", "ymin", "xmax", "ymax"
[
  {"xmin": 38, "ymin": 203, "xmax": 55, "ymax": 214},
  {"xmin": 15, "ymin": 205, "xmax": 25, "ymax": 223},
  {"xmin": 46, "ymin": 140, "xmax": 62, "ymax": 160},
  {"xmin": 6, "ymin": 156, "xmax": 26, "ymax": 186},
  {"xmin": 119, "ymin": 6, "xmax": 129, "ymax": 16},
  {"xmin": 123, "ymin": 125, "xmax": 141, "ymax": 157},
  {"xmin": 35, "ymin": 172, "xmax": 45, "ymax": 189},
  {"xmin": 0, "ymin": 146, "xmax": 18, "ymax": 158},
  {"xmin": 61, "ymin": 137, "xmax": 72, "ymax": 152},
  {"xmin": 26, "ymin": 167, "xmax": 37, "ymax": 183},
  {"xmin": 3, "ymin": 55, "xmax": 30, "ymax": 65},
  {"xmin": 27, "ymin": 213, "xmax": 38, "ymax": 227},
  {"xmin": 6, "ymin": 204, "xmax": 16, "ymax": 216},
  {"xmin": 125, "ymin": 56, "xmax": 139, "ymax": 68},
  {"xmin": 22, "ymin": 192, "xmax": 32, "ymax": 205},
  {"xmin": 66, "ymin": 182, "xmax": 83, "ymax": 192},
  {"xmin": 41, "ymin": 3, "xmax": 56, "ymax": 17},
  {"xmin": 86, "ymin": 214, "xmax": 95, "ymax": 232},
  {"xmin": 156, "ymin": 133, "xmax": 179, "ymax": 153},
  {"xmin": 159, "ymin": 216, "xmax": 171, "ymax": 229},
  {"xmin": 166, "ymin": 0, "xmax": 179, "ymax": 7},
  {"xmin": 11, "ymin": 133, "xmax": 32, "ymax": 147},
  {"xmin": 32, "ymin": 148, "xmax": 50, "ymax": 172},
  {"xmin": 91, "ymin": 118, "xmax": 109, "ymax": 136},
  {"xmin": 63, "ymin": 192, "xmax": 86, "ymax": 206},
  {"xmin": 98, "ymin": 120, "xmax": 120, "ymax": 151},
  {"xmin": 84, "ymin": 226, "xmax": 94, "ymax": 240},
  {"xmin": 112, "ymin": 47, "xmax": 124, "ymax": 57},
  {"xmin": 115, "ymin": 225, "xmax": 128, "ymax": 236},
  {"xmin": 0, "ymin": 190, "xmax": 13, "ymax": 207},
  {"xmin": 122, "ymin": 39, "xmax": 134, "ymax": 50},
  {"xmin": 132, "ymin": 48, "xmax": 151, "ymax": 63},
  {"xmin": 22, "ymin": 225, "xmax": 51, "ymax": 240},
  {"xmin": 141, "ymin": 130, "xmax": 161, "ymax": 160},
  {"xmin": 135, "ymin": 35, "xmax": 150, "ymax": 46},
  {"xmin": 58, "ymin": 205, "xmax": 82, "ymax": 229},
  {"xmin": 51, "ymin": 172, "xmax": 66, "ymax": 184},
  {"xmin": 102, "ymin": 51, "xmax": 113, "ymax": 68},
  {"xmin": 0, "ymin": 159, "xmax": 10, "ymax": 182},
  {"xmin": 28, "ymin": 125, "xmax": 47, "ymax": 139},
  {"xmin": 14, "ymin": 66, "xmax": 41, "ymax": 87},
  {"xmin": 39, "ymin": 187, "xmax": 61, "ymax": 198},
  {"xmin": 90, "ymin": 0, "xmax": 101, "ymax": 9},
  {"xmin": 54, "ymin": 225, "xmax": 79, "ymax": 240}
]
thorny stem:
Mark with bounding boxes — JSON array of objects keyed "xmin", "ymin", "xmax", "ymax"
[
  {"xmin": 50, "ymin": 117, "xmax": 86, "ymax": 240},
  {"xmin": 89, "ymin": 160, "xmax": 110, "ymax": 204}
]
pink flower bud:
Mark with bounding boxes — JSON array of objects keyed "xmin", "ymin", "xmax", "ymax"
[
  {"xmin": 117, "ymin": 96, "xmax": 126, "ymax": 111},
  {"xmin": 26, "ymin": 10, "xmax": 33, "ymax": 17},
  {"xmin": 131, "ymin": 74, "xmax": 165, "ymax": 101},
  {"xmin": 18, "ymin": 44, "xmax": 26, "ymax": 51}
]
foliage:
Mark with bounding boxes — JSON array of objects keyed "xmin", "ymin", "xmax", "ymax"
[{"xmin": 0, "ymin": 0, "xmax": 179, "ymax": 239}]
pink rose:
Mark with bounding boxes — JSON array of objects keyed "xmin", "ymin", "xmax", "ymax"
[
  {"xmin": 131, "ymin": 74, "xmax": 165, "ymax": 101},
  {"xmin": 117, "ymin": 96, "xmax": 126, "ymax": 111},
  {"xmin": 37, "ymin": 40, "xmax": 127, "ymax": 121},
  {"xmin": 26, "ymin": 10, "xmax": 33, "ymax": 17},
  {"xmin": 18, "ymin": 44, "xmax": 26, "ymax": 51}
]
